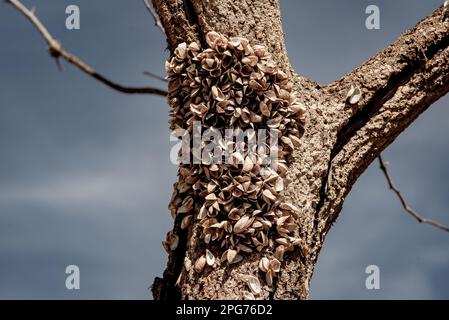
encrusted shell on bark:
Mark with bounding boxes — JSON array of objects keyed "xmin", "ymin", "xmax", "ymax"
[
  {"xmin": 194, "ymin": 255, "xmax": 207, "ymax": 273},
  {"xmin": 346, "ymin": 85, "xmax": 363, "ymax": 104},
  {"xmin": 206, "ymin": 249, "xmax": 215, "ymax": 266},
  {"xmin": 165, "ymin": 31, "xmax": 307, "ymax": 282},
  {"xmin": 247, "ymin": 275, "xmax": 262, "ymax": 295}
]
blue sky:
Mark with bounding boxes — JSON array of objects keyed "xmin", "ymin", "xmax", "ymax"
[{"xmin": 0, "ymin": 0, "xmax": 448, "ymax": 299}]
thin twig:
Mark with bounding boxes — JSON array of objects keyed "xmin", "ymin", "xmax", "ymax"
[
  {"xmin": 378, "ymin": 155, "xmax": 449, "ymax": 233},
  {"xmin": 143, "ymin": 71, "xmax": 167, "ymax": 82},
  {"xmin": 7, "ymin": 0, "xmax": 167, "ymax": 96},
  {"xmin": 143, "ymin": 0, "xmax": 165, "ymax": 34}
]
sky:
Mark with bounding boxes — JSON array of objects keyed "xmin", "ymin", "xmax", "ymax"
[{"xmin": 0, "ymin": 0, "xmax": 448, "ymax": 299}]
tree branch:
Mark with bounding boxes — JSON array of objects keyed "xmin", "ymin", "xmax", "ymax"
[
  {"xmin": 328, "ymin": 5, "xmax": 449, "ymax": 155},
  {"xmin": 7, "ymin": 0, "xmax": 167, "ymax": 96},
  {"xmin": 143, "ymin": 71, "xmax": 167, "ymax": 82},
  {"xmin": 316, "ymin": 5, "xmax": 449, "ymax": 234},
  {"xmin": 378, "ymin": 155, "xmax": 449, "ymax": 233},
  {"xmin": 143, "ymin": 0, "xmax": 165, "ymax": 34}
]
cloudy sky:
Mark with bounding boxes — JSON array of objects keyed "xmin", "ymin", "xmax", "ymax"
[{"xmin": 0, "ymin": 0, "xmax": 448, "ymax": 299}]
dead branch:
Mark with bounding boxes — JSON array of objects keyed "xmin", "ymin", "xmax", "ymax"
[
  {"xmin": 143, "ymin": 71, "xmax": 167, "ymax": 82},
  {"xmin": 7, "ymin": 0, "xmax": 167, "ymax": 96},
  {"xmin": 378, "ymin": 155, "xmax": 449, "ymax": 233},
  {"xmin": 143, "ymin": 0, "xmax": 165, "ymax": 34}
]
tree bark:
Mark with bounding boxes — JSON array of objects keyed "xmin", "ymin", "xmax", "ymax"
[{"xmin": 152, "ymin": 0, "xmax": 449, "ymax": 300}]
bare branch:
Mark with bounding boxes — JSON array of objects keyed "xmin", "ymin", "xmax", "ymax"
[
  {"xmin": 143, "ymin": 71, "xmax": 167, "ymax": 83},
  {"xmin": 7, "ymin": 0, "xmax": 167, "ymax": 96},
  {"xmin": 143, "ymin": 0, "xmax": 165, "ymax": 34},
  {"xmin": 378, "ymin": 155, "xmax": 449, "ymax": 233}
]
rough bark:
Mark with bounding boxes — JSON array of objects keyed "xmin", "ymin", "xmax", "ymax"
[{"xmin": 152, "ymin": 0, "xmax": 449, "ymax": 300}]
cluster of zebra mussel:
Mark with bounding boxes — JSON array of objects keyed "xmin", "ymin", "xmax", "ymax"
[{"xmin": 162, "ymin": 31, "xmax": 306, "ymax": 297}]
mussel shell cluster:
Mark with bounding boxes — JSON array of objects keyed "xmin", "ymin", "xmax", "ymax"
[{"xmin": 164, "ymin": 32, "xmax": 306, "ymax": 291}]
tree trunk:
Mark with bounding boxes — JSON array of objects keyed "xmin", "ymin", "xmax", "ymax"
[{"xmin": 152, "ymin": 0, "xmax": 449, "ymax": 300}]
